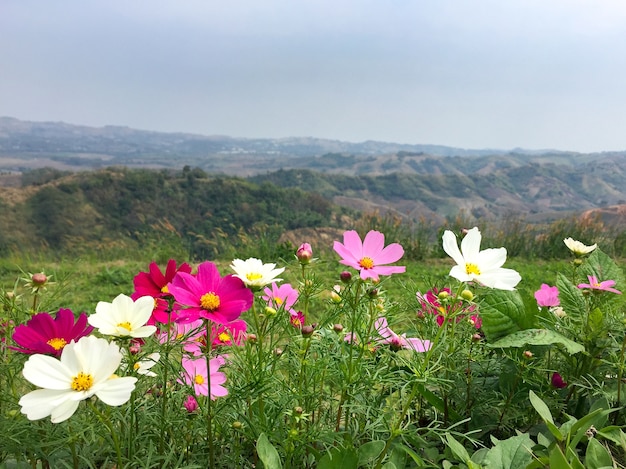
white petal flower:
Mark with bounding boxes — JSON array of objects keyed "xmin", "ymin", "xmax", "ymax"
[
  {"xmin": 563, "ymin": 237, "xmax": 597, "ymax": 256},
  {"xmin": 89, "ymin": 294, "xmax": 157, "ymax": 338},
  {"xmin": 230, "ymin": 257, "xmax": 285, "ymax": 289},
  {"xmin": 121, "ymin": 351, "xmax": 161, "ymax": 377},
  {"xmin": 19, "ymin": 335, "xmax": 137, "ymax": 423},
  {"xmin": 442, "ymin": 227, "xmax": 521, "ymax": 290}
]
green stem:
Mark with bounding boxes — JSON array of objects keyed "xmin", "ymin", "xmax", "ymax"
[
  {"xmin": 205, "ymin": 320, "xmax": 215, "ymax": 468},
  {"xmin": 614, "ymin": 334, "xmax": 626, "ymax": 424},
  {"xmin": 89, "ymin": 401, "xmax": 123, "ymax": 468}
]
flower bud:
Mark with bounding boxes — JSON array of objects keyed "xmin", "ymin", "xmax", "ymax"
[
  {"xmin": 265, "ymin": 306, "xmax": 277, "ymax": 316},
  {"xmin": 232, "ymin": 421, "xmax": 243, "ymax": 429},
  {"xmin": 523, "ymin": 350, "xmax": 533, "ymax": 358},
  {"xmin": 573, "ymin": 259, "xmax": 583, "ymax": 266},
  {"xmin": 274, "ymin": 347, "xmax": 284, "ymax": 357},
  {"xmin": 437, "ymin": 291, "xmax": 449, "ymax": 301},
  {"xmin": 31, "ymin": 273, "xmax": 48, "ymax": 286},
  {"xmin": 368, "ymin": 288, "xmax": 379, "ymax": 299},
  {"xmin": 460, "ymin": 289, "xmax": 474, "ymax": 302},
  {"xmin": 340, "ymin": 271, "xmax": 352, "ymax": 283},
  {"xmin": 471, "ymin": 333, "xmax": 482, "ymax": 342},
  {"xmin": 183, "ymin": 395, "xmax": 198, "ymax": 413},
  {"xmin": 294, "ymin": 406, "xmax": 303, "ymax": 415},
  {"xmin": 246, "ymin": 333, "xmax": 257, "ymax": 343},
  {"xmin": 333, "ymin": 323, "xmax": 344, "ymax": 333},
  {"xmin": 301, "ymin": 325, "xmax": 315, "ymax": 337},
  {"xmin": 296, "ymin": 243, "xmax": 313, "ymax": 264},
  {"xmin": 330, "ymin": 287, "xmax": 342, "ymax": 303}
]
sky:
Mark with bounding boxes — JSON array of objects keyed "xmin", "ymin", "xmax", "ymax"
[{"xmin": 2, "ymin": 0, "xmax": 626, "ymax": 153}]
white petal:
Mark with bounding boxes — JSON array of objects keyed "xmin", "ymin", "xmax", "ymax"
[
  {"xmin": 477, "ymin": 247, "xmax": 507, "ymax": 270},
  {"xmin": 131, "ymin": 296, "xmax": 157, "ymax": 327},
  {"xmin": 459, "ymin": 227, "xmax": 481, "ymax": 262},
  {"xmin": 50, "ymin": 399, "xmax": 81, "ymax": 423},
  {"xmin": 96, "ymin": 377, "xmax": 137, "ymax": 406},
  {"xmin": 478, "ymin": 268, "xmax": 521, "ymax": 290},
  {"xmin": 23, "ymin": 354, "xmax": 72, "ymax": 390},
  {"xmin": 442, "ymin": 231, "xmax": 465, "ymax": 266},
  {"xmin": 19, "ymin": 388, "xmax": 73, "ymax": 420},
  {"xmin": 449, "ymin": 265, "xmax": 472, "ymax": 283}
]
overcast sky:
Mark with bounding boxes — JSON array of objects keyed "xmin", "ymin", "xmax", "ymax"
[{"xmin": 2, "ymin": 1, "xmax": 626, "ymax": 152}]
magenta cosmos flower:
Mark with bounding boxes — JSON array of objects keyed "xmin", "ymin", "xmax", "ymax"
[
  {"xmin": 132, "ymin": 260, "xmax": 192, "ymax": 324},
  {"xmin": 11, "ymin": 308, "xmax": 94, "ymax": 357},
  {"xmin": 577, "ymin": 275, "xmax": 622, "ymax": 294},
  {"xmin": 416, "ymin": 288, "xmax": 480, "ymax": 329},
  {"xmin": 374, "ymin": 317, "xmax": 431, "ymax": 352},
  {"xmin": 333, "ymin": 230, "xmax": 406, "ymax": 281},
  {"xmin": 167, "ymin": 261, "xmax": 254, "ymax": 324},
  {"xmin": 534, "ymin": 284, "xmax": 560, "ymax": 307},
  {"xmin": 180, "ymin": 355, "xmax": 228, "ymax": 399}
]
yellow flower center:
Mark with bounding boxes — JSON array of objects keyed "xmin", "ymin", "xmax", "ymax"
[
  {"xmin": 133, "ymin": 362, "xmax": 141, "ymax": 370},
  {"xmin": 200, "ymin": 292, "xmax": 221, "ymax": 311},
  {"xmin": 465, "ymin": 263, "xmax": 481, "ymax": 275},
  {"xmin": 47, "ymin": 337, "xmax": 67, "ymax": 351},
  {"xmin": 593, "ymin": 282, "xmax": 601, "ymax": 287},
  {"xmin": 218, "ymin": 332, "xmax": 231, "ymax": 343},
  {"xmin": 71, "ymin": 372, "xmax": 94, "ymax": 392},
  {"xmin": 246, "ymin": 272, "xmax": 263, "ymax": 282},
  {"xmin": 117, "ymin": 321, "xmax": 132, "ymax": 331},
  {"xmin": 359, "ymin": 257, "xmax": 375, "ymax": 269},
  {"xmin": 161, "ymin": 285, "xmax": 169, "ymax": 294},
  {"xmin": 292, "ymin": 317, "xmax": 302, "ymax": 327},
  {"xmin": 194, "ymin": 374, "xmax": 205, "ymax": 385},
  {"xmin": 274, "ymin": 297, "xmax": 284, "ymax": 306}
]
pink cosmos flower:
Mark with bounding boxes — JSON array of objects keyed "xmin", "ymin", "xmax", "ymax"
[
  {"xmin": 158, "ymin": 319, "xmax": 205, "ymax": 354},
  {"xmin": 416, "ymin": 288, "xmax": 480, "ymax": 329},
  {"xmin": 289, "ymin": 311, "xmax": 305, "ymax": 329},
  {"xmin": 551, "ymin": 372, "xmax": 567, "ymax": 389},
  {"xmin": 183, "ymin": 395, "xmax": 199, "ymax": 413},
  {"xmin": 132, "ymin": 260, "xmax": 192, "ymax": 324},
  {"xmin": 167, "ymin": 261, "xmax": 254, "ymax": 324},
  {"xmin": 534, "ymin": 284, "xmax": 560, "ymax": 307},
  {"xmin": 296, "ymin": 243, "xmax": 313, "ymax": 264},
  {"xmin": 374, "ymin": 317, "xmax": 431, "ymax": 352},
  {"xmin": 11, "ymin": 308, "xmax": 94, "ymax": 357},
  {"xmin": 262, "ymin": 282, "xmax": 299, "ymax": 314},
  {"xmin": 180, "ymin": 355, "xmax": 228, "ymax": 399},
  {"xmin": 577, "ymin": 275, "xmax": 622, "ymax": 294},
  {"xmin": 333, "ymin": 230, "xmax": 406, "ymax": 281}
]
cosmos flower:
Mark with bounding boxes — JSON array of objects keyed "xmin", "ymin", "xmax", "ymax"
[
  {"xmin": 11, "ymin": 308, "xmax": 94, "ymax": 357},
  {"xmin": 296, "ymin": 243, "xmax": 313, "ymax": 264},
  {"xmin": 534, "ymin": 284, "xmax": 560, "ymax": 307},
  {"xmin": 262, "ymin": 282, "xmax": 299, "ymax": 314},
  {"xmin": 180, "ymin": 355, "xmax": 228, "ymax": 399},
  {"xmin": 122, "ymin": 352, "xmax": 161, "ymax": 377},
  {"xmin": 89, "ymin": 294, "xmax": 157, "ymax": 338},
  {"xmin": 230, "ymin": 258, "xmax": 285, "ymax": 289},
  {"xmin": 442, "ymin": 227, "xmax": 521, "ymax": 290},
  {"xmin": 551, "ymin": 372, "xmax": 567, "ymax": 389},
  {"xmin": 374, "ymin": 317, "xmax": 431, "ymax": 352},
  {"xmin": 333, "ymin": 230, "xmax": 406, "ymax": 281},
  {"xmin": 416, "ymin": 288, "xmax": 480, "ymax": 328},
  {"xmin": 563, "ymin": 237, "xmax": 597, "ymax": 256},
  {"xmin": 168, "ymin": 261, "xmax": 254, "ymax": 324},
  {"xmin": 289, "ymin": 311, "xmax": 305, "ymax": 329},
  {"xmin": 18, "ymin": 336, "xmax": 137, "ymax": 423},
  {"xmin": 577, "ymin": 275, "xmax": 621, "ymax": 294}
]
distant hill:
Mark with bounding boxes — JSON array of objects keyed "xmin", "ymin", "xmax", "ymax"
[{"xmin": 1, "ymin": 116, "xmax": 626, "ymax": 225}]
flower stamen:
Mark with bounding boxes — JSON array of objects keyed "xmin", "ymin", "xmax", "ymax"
[
  {"xmin": 47, "ymin": 337, "xmax": 67, "ymax": 351},
  {"xmin": 200, "ymin": 292, "xmax": 221, "ymax": 311},
  {"xmin": 359, "ymin": 257, "xmax": 375, "ymax": 269},
  {"xmin": 465, "ymin": 263, "xmax": 481, "ymax": 275},
  {"xmin": 71, "ymin": 371, "xmax": 94, "ymax": 392}
]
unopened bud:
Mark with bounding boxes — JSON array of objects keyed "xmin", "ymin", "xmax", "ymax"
[
  {"xmin": 333, "ymin": 323, "xmax": 344, "ymax": 333},
  {"xmin": 471, "ymin": 333, "xmax": 482, "ymax": 342},
  {"xmin": 265, "ymin": 306, "xmax": 277, "ymax": 316},
  {"xmin": 368, "ymin": 288, "xmax": 379, "ymax": 299},
  {"xmin": 573, "ymin": 259, "xmax": 583, "ymax": 266},
  {"xmin": 523, "ymin": 350, "xmax": 533, "ymax": 358},
  {"xmin": 274, "ymin": 347, "xmax": 283, "ymax": 357},
  {"xmin": 460, "ymin": 290, "xmax": 474, "ymax": 302},
  {"xmin": 31, "ymin": 273, "xmax": 48, "ymax": 286},
  {"xmin": 294, "ymin": 406, "xmax": 303, "ymax": 415},
  {"xmin": 296, "ymin": 243, "xmax": 313, "ymax": 264},
  {"xmin": 232, "ymin": 421, "xmax": 243, "ymax": 429},
  {"xmin": 340, "ymin": 271, "xmax": 352, "ymax": 283},
  {"xmin": 437, "ymin": 291, "xmax": 449, "ymax": 301},
  {"xmin": 246, "ymin": 333, "xmax": 257, "ymax": 343},
  {"xmin": 301, "ymin": 325, "xmax": 315, "ymax": 337}
]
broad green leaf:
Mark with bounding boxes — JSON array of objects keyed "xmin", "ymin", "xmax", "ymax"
[
  {"xmin": 565, "ymin": 447, "xmax": 585, "ymax": 469},
  {"xmin": 585, "ymin": 438, "xmax": 613, "ymax": 469},
  {"xmin": 445, "ymin": 434, "xmax": 471, "ymax": 463},
  {"xmin": 582, "ymin": 248, "xmax": 625, "ymax": 292},
  {"xmin": 549, "ymin": 445, "xmax": 573, "ymax": 469},
  {"xmin": 488, "ymin": 329, "xmax": 584, "ymax": 354},
  {"xmin": 481, "ymin": 433, "xmax": 534, "ymax": 469},
  {"xmin": 416, "ymin": 383, "xmax": 462, "ymax": 421},
  {"xmin": 357, "ymin": 440, "xmax": 385, "ymax": 466},
  {"xmin": 317, "ymin": 446, "xmax": 358, "ymax": 469},
  {"xmin": 530, "ymin": 391, "xmax": 564, "ymax": 441},
  {"xmin": 556, "ymin": 273, "xmax": 586, "ymax": 318},
  {"xmin": 381, "ymin": 463, "xmax": 397, "ymax": 469},
  {"xmin": 479, "ymin": 289, "xmax": 535, "ymax": 341},
  {"xmin": 256, "ymin": 433, "xmax": 283, "ymax": 469}
]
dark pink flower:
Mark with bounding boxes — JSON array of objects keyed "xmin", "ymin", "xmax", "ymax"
[
  {"xmin": 551, "ymin": 372, "xmax": 567, "ymax": 389},
  {"xmin": 333, "ymin": 230, "xmax": 405, "ymax": 281},
  {"xmin": 577, "ymin": 275, "xmax": 622, "ymax": 294},
  {"xmin": 167, "ymin": 261, "xmax": 254, "ymax": 324},
  {"xmin": 132, "ymin": 260, "xmax": 192, "ymax": 324},
  {"xmin": 262, "ymin": 282, "xmax": 299, "ymax": 314},
  {"xmin": 289, "ymin": 311, "xmax": 305, "ymax": 329},
  {"xmin": 534, "ymin": 284, "xmax": 560, "ymax": 307},
  {"xmin": 183, "ymin": 395, "xmax": 199, "ymax": 413},
  {"xmin": 374, "ymin": 317, "xmax": 431, "ymax": 352},
  {"xmin": 417, "ymin": 288, "xmax": 480, "ymax": 329},
  {"xmin": 180, "ymin": 355, "xmax": 228, "ymax": 399},
  {"xmin": 11, "ymin": 308, "xmax": 94, "ymax": 357}
]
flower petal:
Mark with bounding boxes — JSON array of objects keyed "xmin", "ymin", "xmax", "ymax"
[
  {"xmin": 23, "ymin": 354, "xmax": 72, "ymax": 390},
  {"xmin": 442, "ymin": 231, "xmax": 465, "ymax": 267}
]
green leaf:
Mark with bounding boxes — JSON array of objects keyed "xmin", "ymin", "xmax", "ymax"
[
  {"xmin": 479, "ymin": 289, "xmax": 535, "ymax": 341},
  {"xmin": 357, "ymin": 440, "xmax": 385, "ymax": 466},
  {"xmin": 317, "ymin": 446, "xmax": 358, "ymax": 469},
  {"xmin": 556, "ymin": 273, "xmax": 586, "ymax": 318},
  {"xmin": 530, "ymin": 391, "xmax": 564, "ymax": 441},
  {"xmin": 585, "ymin": 438, "xmax": 613, "ymax": 469},
  {"xmin": 481, "ymin": 433, "xmax": 534, "ymax": 469},
  {"xmin": 488, "ymin": 329, "xmax": 584, "ymax": 354},
  {"xmin": 445, "ymin": 434, "xmax": 471, "ymax": 463},
  {"xmin": 381, "ymin": 463, "xmax": 398, "ymax": 469},
  {"xmin": 582, "ymin": 248, "xmax": 625, "ymax": 291},
  {"xmin": 256, "ymin": 433, "xmax": 283, "ymax": 469},
  {"xmin": 549, "ymin": 445, "xmax": 573, "ymax": 469}
]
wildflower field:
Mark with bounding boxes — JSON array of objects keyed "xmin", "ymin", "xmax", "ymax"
[{"xmin": 1, "ymin": 226, "xmax": 625, "ymax": 469}]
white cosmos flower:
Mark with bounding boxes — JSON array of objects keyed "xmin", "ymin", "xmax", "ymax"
[
  {"xmin": 122, "ymin": 351, "xmax": 161, "ymax": 377},
  {"xmin": 442, "ymin": 227, "xmax": 521, "ymax": 291},
  {"xmin": 19, "ymin": 335, "xmax": 137, "ymax": 423},
  {"xmin": 230, "ymin": 257, "xmax": 285, "ymax": 289},
  {"xmin": 563, "ymin": 237, "xmax": 597, "ymax": 256},
  {"xmin": 89, "ymin": 294, "xmax": 157, "ymax": 338}
]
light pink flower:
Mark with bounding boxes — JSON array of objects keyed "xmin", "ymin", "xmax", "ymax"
[
  {"xmin": 534, "ymin": 284, "xmax": 560, "ymax": 307},
  {"xmin": 262, "ymin": 282, "xmax": 299, "ymax": 314},
  {"xmin": 374, "ymin": 317, "xmax": 431, "ymax": 352},
  {"xmin": 180, "ymin": 355, "xmax": 228, "ymax": 399},
  {"xmin": 577, "ymin": 275, "xmax": 622, "ymax": 294},
  {"xmin": 296, "ymin": 243, "xmax": 313, "ymax": 264},
  {"xmin": 333, "ymin": 230, "xmax": 405, "ymax": 281}
]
